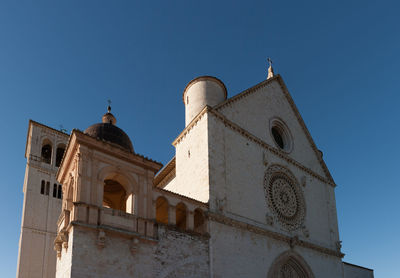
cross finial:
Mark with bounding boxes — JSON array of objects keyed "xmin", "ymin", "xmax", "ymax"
[
  {"xmin": 267, "ymin": 57, "xmax": 274, "ymax": 79},
  {"xmin": 107, "ymin": 99, "xmax": 112, "ymax": 113},
  {"xmin": 267, "ymin": 57, "xmax": 273, "ymax": 67}
]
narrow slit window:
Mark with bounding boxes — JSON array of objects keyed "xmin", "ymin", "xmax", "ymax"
[
  {"xmin": 53, "ymin": 184, "xmax": 57, "ymax": 197},
  {"xmin": 45, "ymin": 182, "xmax": 50, "ymax": 196},
  {"xmin": 40, "ymin": 180, "xmax": 45, "ymax": 195},
  {"xmin": 57, "ymin": 185, "xmax": 62, "ymax": 199}
]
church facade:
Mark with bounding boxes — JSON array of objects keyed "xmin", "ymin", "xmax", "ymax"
[{"xmin": 17, "ymin": 71, "xmax": 374, "ymax": 277}]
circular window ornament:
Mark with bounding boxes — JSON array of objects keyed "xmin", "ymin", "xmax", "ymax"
[
  {"xmin": 264, "ymin": 165, "xmax": 305, "ymax": 231},
  {"xmin": 269, "ymin": 118, "xmax": 293, "ymax": 153}
]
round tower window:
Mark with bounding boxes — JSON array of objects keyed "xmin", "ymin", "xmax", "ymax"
[
  {"xmin": 271, "ymin": 127, "xmax": 284, "ymax": 149},
  {"xmin": 269, "ymin": 118, "xmax": 293, "ymax": 153}
]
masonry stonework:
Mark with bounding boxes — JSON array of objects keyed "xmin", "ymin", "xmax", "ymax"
[{"xmin": 17, "ymin": 73, "xmax": 373, "ymax": 277}]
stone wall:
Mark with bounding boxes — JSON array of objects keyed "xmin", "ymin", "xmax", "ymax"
[
  {"xmin": 207, "ymin": 112, "xmax": 340, "ymax": 249},
  {"xmin": 216, "ymin": 78, "xmax": 327, "ymax": 179},
  {"xmin": 343, "ymin": 262, "xmax": 374, "ymax": 278},
  {"xmin": 165, "ymin": 113, "xmax": 210, "ymax": 203},
  {"xmin": 56, "ymin": 225, "xmax": 209, "ymax": 278},
  {"xmin": 210, "ymin": 220, "xmax": 343, "ymax": 278}
]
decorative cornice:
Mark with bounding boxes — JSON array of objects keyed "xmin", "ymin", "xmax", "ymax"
[
  {"xmin": 153, "ymin": 187, "xmax": 208, "ymax": 207},
  {"xmin": 208, "ymin": 109, "xmax": 335, "ymax": 187},
  {"xmin": 57, "ymin": 130, "xmax": 163, "ymax": 183},
  {"xmin": 214, "ymin": 75, "xmax": 335, "ymax": 185},
  {"xmin": 70, "ymin": 221, "xmax": 158, "ymax": 244},
  {"xmin": 25, "ymin": 119, "xmax": 69, "ymax": 158},
  {"xmin": 208, "ymin": 212, "xmax": 344, "ymax": 258},
  {"xmin": 154, "ymin": 157, "xmax": 176, "ymax": 187},
  {"xmin": 172, "ymin": 106, "xmax": 210, "ymax": 146},
  {"xmin": 22, "ymin": 226, "xmax": 57, "ymax": 236},
  {"xmin": 275, "ymin": 77, "xmax": 334, "ymax": 184},
  {"xmin": 155, "ymin": 170, "xmax": 175, "ymax": 188},
  {"xmin": 214, "ymin": 76, "xmax": 278, "ymax": 110},
  {"xmin": 182, "ymin": 76, "xmax": 227, "ymax": 103}
]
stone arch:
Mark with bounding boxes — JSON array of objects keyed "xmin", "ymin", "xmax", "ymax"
[
  {"xmin": 176, "ymin": 202, "xmax": 187, "ymax": 230},
  {"xmin": 63, "ymin": 176, "xmax": 74, "ymax": 211},
  {"xmin": 194, "ymin": 208, "xmax": 206, "ymax": 233},
  {"xmin": 155, "ymin": 196, "xmax": 169, "ymax": 225},
  {"xmin": 41, "ymin": 138, "xmax": 53, "ymax": 164},
  {"xmin": 97, "ymin": 165, "xmax": 139, "ymax": 213},
  {"xmin": 97, "ymin": 165, "xmax": 139, "ymax": 194},
  {"xmin": 55, "ymin": 143, "xmax": 66, "ymax": 167},
  {"xmin": 267, "ymin": 251, "xmax": 314, "ymax": 278}
]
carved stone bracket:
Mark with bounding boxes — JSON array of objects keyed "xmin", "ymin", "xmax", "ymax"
[
  {"xmin": 302, "ymin": 226, "xmax": 310, "ymax": 238},
  {"xmin": 60, "ymin": 230, "xmax": 69, "ymax": 250},
  {"xmin": 97, "ymin": 229, "xmax": 106, "ymax": 249},
  {"xmin": 54, "ymin": 241, "xmax": 62, "ymax": 258},
  {"xmin": 265, "ymin": 213, "xmax": 274, "ymax": 226},
  {"xmin": 54, "ymin": 229, "xmax": 69, "ymax": 258},
  {"xmin": 130, "ymin": 238, "xmax": 140, "ymax": 255},
  {"xmin": 301, "ymin": 176, "xmax": 306, "ymax": 187},
  {"xmin": 290, "ymin": 236, "xmax": 299, "ymax": 248},
  {"xmin": 335, "ymin": 240, "xmax": 342, "ymax": 251},
  {"xmin": 215, "ymin": 197, "xmax": 226, "ymax": 213},
  {"xmin": 263, "ymin": 151, "xmax": 269, "ymax": 166}
]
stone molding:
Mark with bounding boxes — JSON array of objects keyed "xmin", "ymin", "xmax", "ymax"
[
  {"xmin": 25, "ymin": 119, "xmax": 69, "ymax": 158},
  {"xmin": 208, "ymin": 212, "xmax": 344, "ymax": 258},
  {"xmin": 214, "ymin": 75, "xmax": 335, "ymax": 185},
  {"xmin": 267, "ymin": 250, "xmax": 315, "ymax": 278},
  {"xmin": 208, "ymin": 108, "xmax": 335, "ymax": 187},
  {"xmin": 153, "ymin": 187, "xmax": 208, "ymax": 207},
  {"xmin": 154, "ymin": 157, "xmax": 176, "ymax": 187},
  {"xmin": 22, "ymin": 226, "xmax": 57, "ymax": 236},
  {"xmin": 57, "ymin": 130, "xmax": 162, "ymax": 184},
  {"xmin": 172, "ymin": 105, "xmax": 208, "ymax": 146},
  {"xmin": 172, "ymin": 106, "xmax": 336, "ymax": 187},
  {"xmin": 171, "ymin": 105, "xmax": 334, "ymax": 186}
]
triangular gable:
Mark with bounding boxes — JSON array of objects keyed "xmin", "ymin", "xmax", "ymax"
[{"xmin": 214, "ymin": 75, "xmax": 335, "ymax": 185}]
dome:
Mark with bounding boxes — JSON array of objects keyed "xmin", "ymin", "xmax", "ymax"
[{"xmin": 84, "ymin": 107, "xmax": 134, "ymax": 153}]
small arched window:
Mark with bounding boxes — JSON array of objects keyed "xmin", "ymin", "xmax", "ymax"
[
  {"xmin": 155, "ymin": 197, "xmax": 169, "ymax": 225},
  {"xmin": 55, "ymin": 145, "xmax": 66, "ymax": 167},
  {"xmin": 176, "ymin": 203, "xmax": 187, "ymax": 230},
  {"xmin": 194, "ymin": 208, "xmax": 206, "ymax": 233},
  {"xmin": 41, "ymin": 144, "xmax": 52, "ymax": 164}
]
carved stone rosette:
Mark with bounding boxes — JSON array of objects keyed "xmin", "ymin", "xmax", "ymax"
[{"xmin": 264, "ymin": 165, "xmax": 305, "ymax": 231}]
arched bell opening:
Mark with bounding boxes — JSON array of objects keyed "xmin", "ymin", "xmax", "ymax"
[
  {"xmin": 156, "ymin": 196, "xmax": 169, "ymax": 225},
  {"xmin": 194, "ymin": 208, "xmax": 206, "ymax": 233},
  {"xmin": 176, "ymin": 202, "xmax": 187, "ymax": 230},
  {"xmin": 55, "ymin": 144, "xmax": 66, "ymax": 167},
  {"xmin": 41, "ymin": 139, "xmax": 52, "ymax": 164},
  {"xmin": 103, "ymin": 179, "xmax": 128, "ymax": 212}
]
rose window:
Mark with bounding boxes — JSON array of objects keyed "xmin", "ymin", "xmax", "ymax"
[{"xmin": 264, "ymin": 165, "xmax": 305, "ymax": 230}]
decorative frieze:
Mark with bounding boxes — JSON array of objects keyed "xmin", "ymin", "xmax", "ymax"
[{"xmin": 208, "ymin": 212, "xmax": 344, "ymax": 258}]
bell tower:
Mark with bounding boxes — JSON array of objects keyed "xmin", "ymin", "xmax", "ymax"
[{"xmin": 17, "ymin": 121, "xmax": 69, "ymax": 278}]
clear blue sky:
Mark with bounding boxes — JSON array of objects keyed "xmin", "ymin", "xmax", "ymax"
[{"xmin": 1, "ymin": 1, "xmax": 399, "ymax": 277}]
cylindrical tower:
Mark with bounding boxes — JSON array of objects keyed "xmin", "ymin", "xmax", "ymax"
[{"xmin": 183, "ymin": 76, "xmax": 227, "ymax": 126}]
